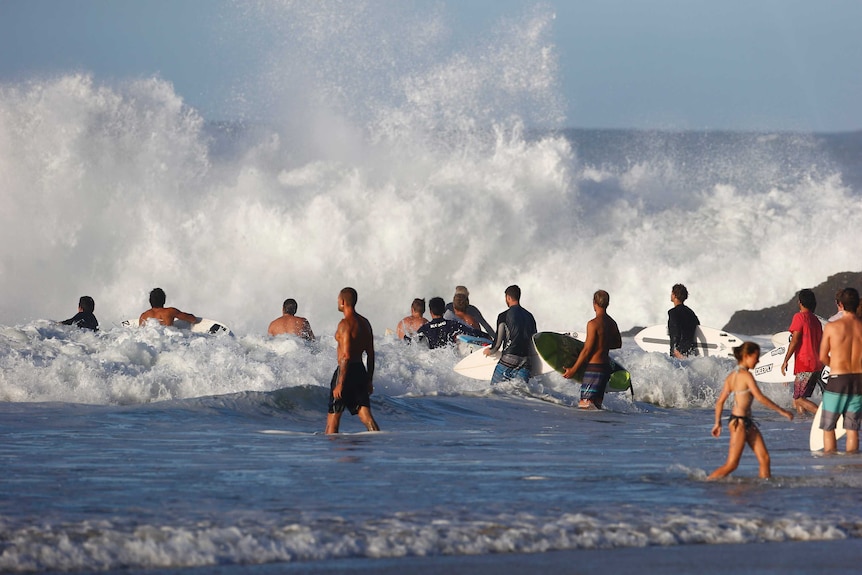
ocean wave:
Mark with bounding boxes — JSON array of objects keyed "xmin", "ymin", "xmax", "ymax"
[
  {"xmin": 0, "ymin": 507, "xmax": 856, "ymax": 572},
  {"xmin": 0, "ymin": 321, "xmax": 791, "ymax": 412}
]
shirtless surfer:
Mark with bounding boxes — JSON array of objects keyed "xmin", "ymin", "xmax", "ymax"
[
  {"xmin": 396, "ymin": 298, "xmax": 428, "ymax": 341},
  {"xmin": 268, "ymin": 298, "xmax": 315, "ymax": 340},
  {"xmin": 139, "ymin": 288, "xmax": 199, "ymax": 327},
  {"xmin": 818, "ymin": 287, "xmax": 862, "ymax": 453},
  {"xmin": 563, "ymin": 290, "xmax": 622, "ymax": 409},
  {"xmin": 325, "ymin": 287, "xmax": 380, "ymax": 435},
  {"xmin": 445, "ymin": 293, "xmax": 483, "ymax": 332}
]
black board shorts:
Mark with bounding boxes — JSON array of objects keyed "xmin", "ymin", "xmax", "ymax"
[{"xmin": 328, "ymin": 363, "xmax": 371, "ymax": 415}]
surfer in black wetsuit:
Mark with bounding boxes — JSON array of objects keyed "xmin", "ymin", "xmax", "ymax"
[
  {"xmin": 417, "ymin": 297, "xmax": 484, "ymax": 349},
  {"xmin": 60, "ymin": 296, "xmax": 99, "ymax": 331},
  {"xmin": 484, "ymin": 285, "xmax": 537, "ymax": 384},
  {"xmin": 668, "ymin": 283, "xmax": 700, "ymax": 358}
]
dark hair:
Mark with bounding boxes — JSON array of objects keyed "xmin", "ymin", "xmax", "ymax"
[
  {"xmin": 340, "ymin": 287, "xmax": 358, "ymax": 307},
  {"xmin": 505, "ymin": 285, "xmax": 521, "ymax": 301},
  {"xmin": 798, "ymin": 288, "xmax": 817, "ymax": 312},
  {"xmin": 594, "ymin": 289, "xmax": 610, "ymax": 308},
  {"xmin": 839, "ymin": 287, "xmax": 860, "ymax": 315},
  {"xmin": 732, "ymin": 341, "xmax": 761, "ymax": 362},
  {"xmin": 411, "ymin": 298, "xmax": 426, "ymax": 314},
  {"xmin": 428, "ymin": 297, "xmax": 445, "ymax": 316},
  {"xmin": 78, "ymin": 296, "xmax": 95, "ymax": 313},
  {"xmin": 149, "ymin": 288, "xmax": 166, "ymax": 308},
  {"xmin": 672, "ymin": 284, "xmax": 688, "ymax": 302},
  {"xmin": 283, "ymin": 298, "xmax": 298, "ymax": 315}
]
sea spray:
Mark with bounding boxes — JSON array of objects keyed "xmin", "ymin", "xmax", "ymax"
[{"xmin": 1, "ymin": 2, "xmax": 860, "ymax": 338}]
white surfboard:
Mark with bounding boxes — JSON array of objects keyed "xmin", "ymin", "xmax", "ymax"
[
  {"xmin": 752, "ymin": 344, "xmax": 794, "ymax": 383},
  {"xmin": 810, "ymin": 403, "xmax": 846, "ymax": 451},
  {"xmin": 773, "ymin": 315, "xmax": 828, "ymax": 347},
  {"xmin": 121, "ymin": 317, "xmax": 231, "ymax": 335},
  {"xmin": 453, "ymin": 341, "xmax": 553, "ymax": 381},
  {"xmin": 771, "ymin": 331, "xmax": 791, "ymax": 347},
  {"xmin": 633, "ymin": 325, "xmax": 742, "ymax": 358}
]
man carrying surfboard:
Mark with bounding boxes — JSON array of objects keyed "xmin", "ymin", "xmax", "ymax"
[
  {"xmin": 563, "ymin": 290, "xmax": 622, "ymax": 409},
  {"xmin": 818, "ymin": 287, "xmax": 862, "ymax": 453},
  {"xmin": 780, "ymin": 288, "xmax": 822, "ymax": 415},
  {"xmin": 139, "ymin": 288, "xmax": 199, "ymax": 327},
  {"xmin": 326, "ymin": 287, "xmax": 380, "ymax": 435},
  {"xmin": 483, "ymin": 285, "xmax": 537, "ymax": 384},
  {"xmin": 668, "ymin": 284, "xmax": 699, "ymax": 358}
]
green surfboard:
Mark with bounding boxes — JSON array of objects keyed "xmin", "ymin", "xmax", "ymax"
[{"xmin": 532, "ymin": 332, "xmax": 632, "ymax": 393}]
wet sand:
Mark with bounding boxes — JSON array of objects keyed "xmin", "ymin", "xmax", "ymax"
[{"xmin": 144, "ymin": 539, "xmax": 860, "ymax": 574}]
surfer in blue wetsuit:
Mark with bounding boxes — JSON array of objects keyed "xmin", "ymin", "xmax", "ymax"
[
  {"xmin": 417, "ymin": 297, "xmax": 484, "ymax": 349},
  {"xmin": 60, "ymin": 295, "xmax": 99, "ymax": 331},
  {"xmin": 563, "ymin": 290, "xmax": 621, "ymax": 409},
  {"xmin": 484, "ymin": 285, "xmax": 537, "ymax": 384},
  {"xmin": 668, "ymin": 283, "xmax": 700, "ymax": 358}
]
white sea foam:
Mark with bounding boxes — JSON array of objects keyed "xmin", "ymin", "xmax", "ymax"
[{"xmin": 2, "ymin": 4, "xmax": 860, "ymax": 341}]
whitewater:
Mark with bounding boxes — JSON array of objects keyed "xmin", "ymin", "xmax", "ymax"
[{"xmin": 2, "ymin": 2, "xmax": 862, "ymax": 573}]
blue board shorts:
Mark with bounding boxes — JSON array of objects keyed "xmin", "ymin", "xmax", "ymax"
[
  {"xmin": 491, "ymin": 362, "xmax": 531, "ymax": 385},
  {"xmin": 820, "ymin": 373, "xmax": 862, "ymax": 431},
  {"xmin": 580, "ymin": 363, "xmax": 611, "ymax": 408}
]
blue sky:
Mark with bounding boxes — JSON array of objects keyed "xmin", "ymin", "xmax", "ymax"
[{"xmin": 1, "ymin": 0, "xmax": 860, "ymax": 131}]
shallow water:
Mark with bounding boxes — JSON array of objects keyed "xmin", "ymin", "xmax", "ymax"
[{"xmin": 1, "ymin": 324, "xmax": 860, "ymax": 572}]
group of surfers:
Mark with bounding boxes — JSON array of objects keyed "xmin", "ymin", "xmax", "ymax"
[{"xmin": 58, "ymin": 282, "xmax": 862, "ymax": 474}]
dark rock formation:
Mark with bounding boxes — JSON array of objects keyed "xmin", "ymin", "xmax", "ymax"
[{"xmin": 722, "ymin": 271, "xmax": 862, "ymax": 336}]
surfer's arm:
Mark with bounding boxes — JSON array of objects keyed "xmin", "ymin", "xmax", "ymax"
[
  {"xmin": 172, "ymin": 309, "xmax": 199, "ymax": 324},
  {"xmin": 667, "ymin": 312, "xmax": 679, "ymax": 355},
  {"xmin": 365, "ymin": 333, "xmax": 375, "ymax": 393},
  {"xmin": 819, "ymin": 327, "xmax": 832, "ymax": 368},
  {"xmin": 711, "ymin": 380, "xmax": 731, "ymax": 436},
  {"xmin": 302, "ymin": 320, "xmax": 315, "ymax": 341},
  {"xmin": 333, "ymin": 320, "xmax": 351, "ymax": 398},
  {"xmin": 750, "ymin": 377, "xmax": 794, "ymax": 421},
  {"xmin": 564, "ymin": 322, "xmax": 596, "ymax": 378},
  {"xmin": 609, "ymin": 319, "xmax": 622, "ymax": 350},
  {"xmin": 485, "ymin": 322, "xmax": 506, "ymax": 354},
  {"xmin": 476, "ymin": 312, "xmax": 495, "ymax": 339},
  {"xmin": 781, "ymin": 330, "xmax": 801, "ymax": 374}
]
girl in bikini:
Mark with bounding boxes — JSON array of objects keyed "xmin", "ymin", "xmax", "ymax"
[{"xmin": 708, "ymin": 342, "xmax": 794, "ymax": 480}]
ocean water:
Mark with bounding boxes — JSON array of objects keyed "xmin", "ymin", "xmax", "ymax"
[
  {"xmin": 2, "ymin": 325, "xmax": 862, "ymax": 573},
  {"xmin": 2, "ymin": 2, "xmax": 862, "ymax": 573}
]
